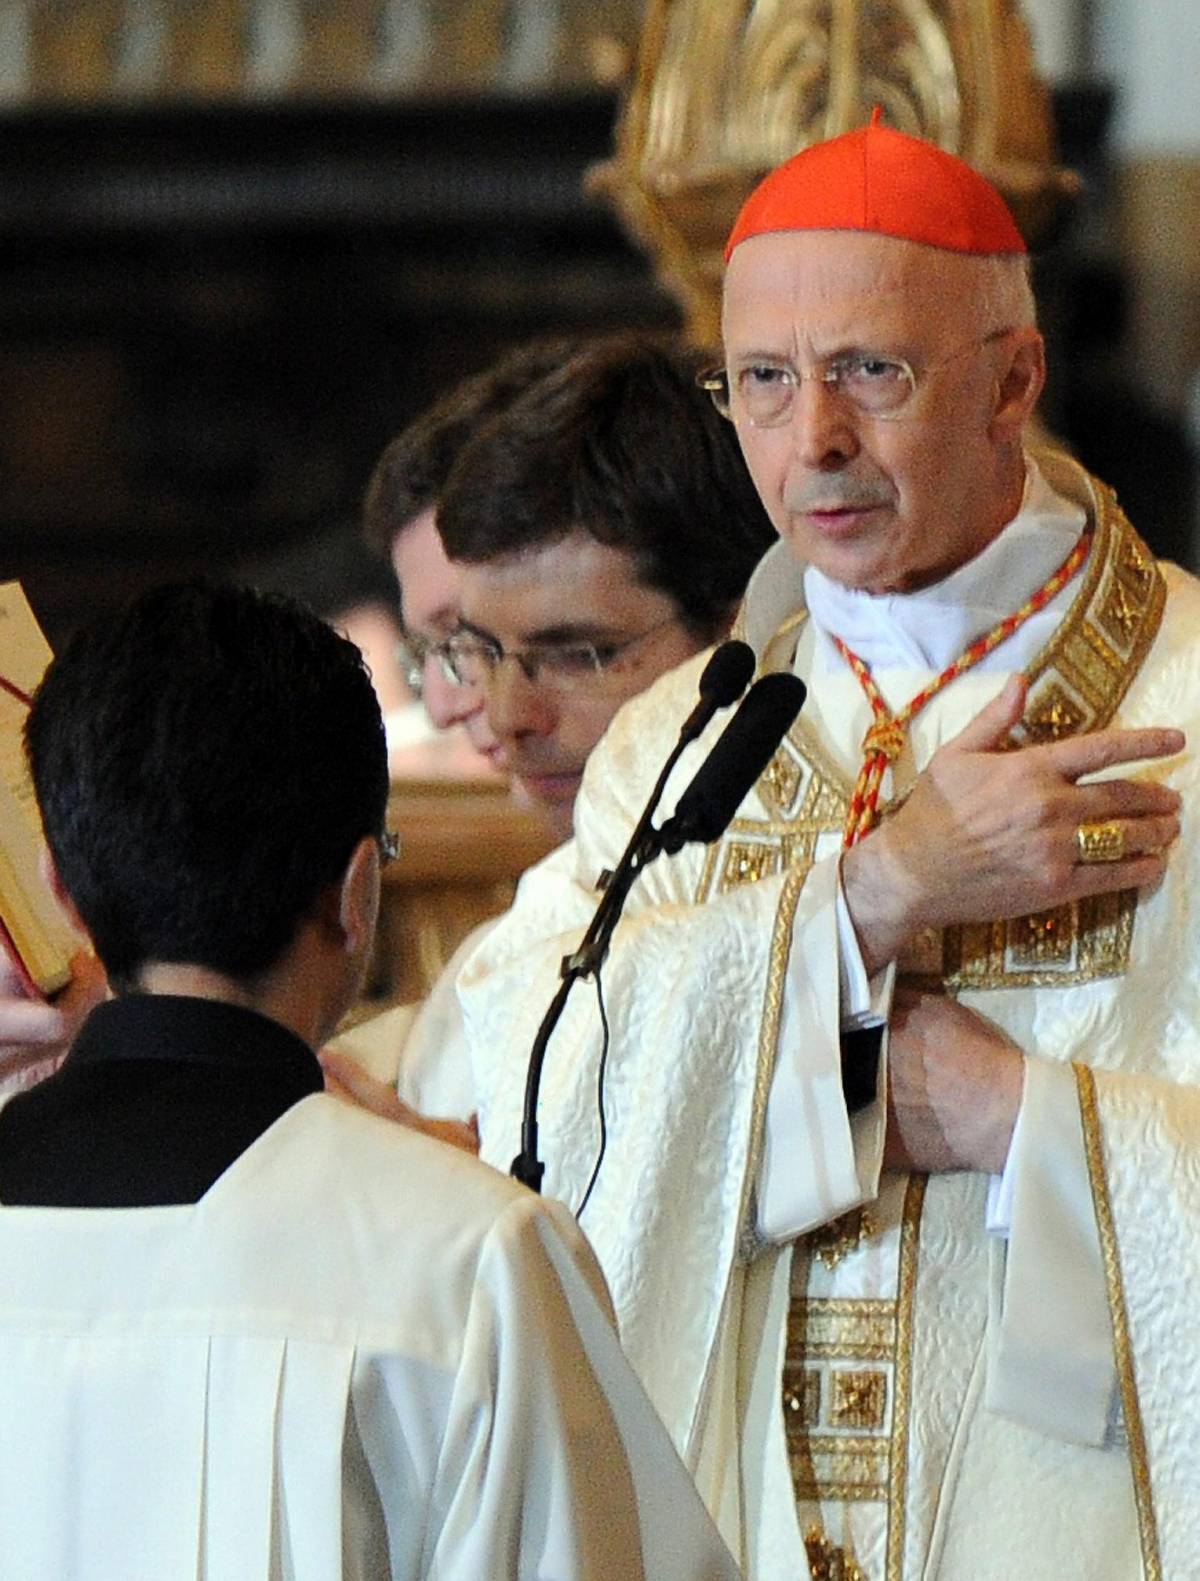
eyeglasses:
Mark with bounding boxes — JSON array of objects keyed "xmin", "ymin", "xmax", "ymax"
[
  {"xmin": 395, "ymin": 631, "xmax": 457, "ymax": 701},
  {"xmin": 698, "ymin": 330, "xmax": 1012, "ymax": 429},
  {"xmin": 378, "ymin": 830, "xmax": 401, "ymax": 862},
  {"xmin": 439, "ymin": 616, "xmax": 682, "ymax": 695}
]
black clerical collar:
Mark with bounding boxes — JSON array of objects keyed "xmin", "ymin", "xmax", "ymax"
[
  {"xmin": 0, "ymin": 992, "xmax": 325, "ymax": 1206},
  {"xmin": 68, "ymin": 992, "xmax": 322, "ymax": 1085}
]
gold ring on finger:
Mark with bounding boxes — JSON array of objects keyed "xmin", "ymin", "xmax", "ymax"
[{"xmin": 1076, "ymin": 819, "xmax": 1125, "ymax": 865}]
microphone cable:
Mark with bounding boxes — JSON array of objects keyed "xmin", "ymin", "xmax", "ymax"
[
  {"xmin": 511, "ymin": 653, "xmax": 805, "ymax": 1201},
  {"xmin": 576, "ymin": 672, "xmax": 808, "ymax": 1216},
  {"xmin": 575, "ymin": 972, "xmax": 612, "ymax": 1220}
]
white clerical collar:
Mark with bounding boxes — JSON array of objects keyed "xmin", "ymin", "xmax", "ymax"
[{"xmin": 803, "ymin": 457, "xmax": 1088, "ymax": 675}]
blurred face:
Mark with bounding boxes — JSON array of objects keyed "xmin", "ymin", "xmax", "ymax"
[
  {"xmin": 722, "ymin": 230, "xmax": 1034, "ymax": 593},
  {"xmin": 390, "ymin": 506, "xmax": 497, "ymax": 757},
  {"xmin": 455, "ymin": 534, "xmax": 707, "ymax": 838}
]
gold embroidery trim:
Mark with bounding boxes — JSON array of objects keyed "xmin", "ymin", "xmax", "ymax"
[
  {"xmin": 1020, "ymin": 450, "xmax": 1166, "ymax": 740},
  {"xmin": 1074, "ymin": 1064, "xmax": 1162, "ymax": 1581},
  {"xmin": 749, "ymin": 601, "xmax": 862, "ymax": 824},
  {"xmin": 735, "ymin": 862, "xmax": 811, "ymax": 1262},
  {"xmin": 794, "ymin": 1434, "xmax": 890, "ymax": 1503},
  {"xmin": 809, "ymin": 1206, "xmax": 878, "ymax": 1268},
  {"xmin": 769, "ymin": 605, "xmax": 809, "ymax": 650},
  {"xmin": 697, "ymin": 810, "xmax": 831, "ymax": 904},
  {"xmin": 886, "ymin": 1174, "xmax": 927, "ymax": 1581},
  {"xmin": 897, "ymin": 888, "xmax": 1140, "ymax": 993},
  {"xmin": 718, "ymin": 837, "xmax": 784, "ymax": 890},
  {"xmin": 785, "ymin": 1322, "xmax": 895, "ymax": 1504},
  {"xmin": 805, "ymin": 1526, "xmax": 868, "ymax": 1581},
  {"xmin": 831, "ymin": 1370, "xmax": 889, "ymax": 1430},
  {"xmin": 784, "ymin": 1184, "xmax": 925, "ymax": 1530},
  {"xmin": 791, "ymin": 1297, "xmax": 897, "ymax": 1360}
]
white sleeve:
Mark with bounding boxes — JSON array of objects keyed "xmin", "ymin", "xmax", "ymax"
[
  {"xmin": 985, "ymin": 1056, "xmax": 1115, "ymax": 1446},
  {"xmin": 392, "ymin": 930, "xmax": 485, "ymax": 1119},
  {"xmin": 423, "ymin": 1195, "xmax": 740, "ymax": 1581},
  {"xmin": 325, "ymin": 925, "xmax": 492, "ymax": 1121},
  {"xmin": 756, "ymin": 856, "xmax": 887, "ymax": 1243},
  {"xmin": 834, "ymin": 871, "xmax": 895, "ymax": 1028}
]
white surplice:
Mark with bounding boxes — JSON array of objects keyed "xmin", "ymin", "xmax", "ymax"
[
  {"xmin": 334, "ymin": 923, "xmax": 489, "ymax": 1118},
  {"xmin": 443, "ymin": 451, "xmax": 1200, "ymax": 1579},
  {"xmin": 0, "ymin": 1091, "xmax": 740, "ymax": 1581}
]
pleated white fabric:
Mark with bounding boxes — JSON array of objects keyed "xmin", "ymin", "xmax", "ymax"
[{"xmin": 0, "ymin": 1093, "xmax": 739, "ymax": 1581}]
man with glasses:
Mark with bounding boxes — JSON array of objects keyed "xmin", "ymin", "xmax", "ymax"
[
  {"xmin": 429, "ymin": 333, "xmax": 775, "ymax": 840},
  {"xmin": 362, "ymin": 338, "xmax": 581, "ymax": 776},
  {"xmin": 449, "ymin": 119, "xmax": 1199, "ymax": 1576},
  {"xmin": 363, "ymin": 334, "xmax": 773, "ymax": 840},
  {"xmin": 325, "ymin": 334, "xmax": 775, "ymax": 1112}
]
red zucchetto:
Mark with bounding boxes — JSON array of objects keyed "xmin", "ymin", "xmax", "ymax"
[{"xmin": 725, "ymin": 107, "xmax": 1026, "ymax": 260}]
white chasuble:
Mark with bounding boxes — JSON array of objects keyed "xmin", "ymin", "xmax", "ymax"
[
  {"xmin": 458, "ymin": 449, "xmax": 1200, "ymax": 1580},
  {"xmin": 0, "ymin": 1094, "xmax": 739, "ymax": 1581}
]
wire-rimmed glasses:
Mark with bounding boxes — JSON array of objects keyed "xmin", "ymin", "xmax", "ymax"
[
  {"xmin": 438, "ymin": 616, "xmax": 682, "ymax": 695},
  {"xmin": 698, "ymin": 330, "xmax": 1012, "ymax": 428}
]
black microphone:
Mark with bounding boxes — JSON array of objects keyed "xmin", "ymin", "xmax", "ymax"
[
  {"xmin": 677, "ymin": 640, "xmax": 756, "ymax": 743},
  {"xmin": 510, "ymin": 642, "xmax": 757, "ymax": 1192},
  {"xmin": 595, "ymin": 639, "xmax": 754, "ymax": 896},
  {"xmin": 657, "ymin": 672, "xmax": 807, "ymax": 855}
]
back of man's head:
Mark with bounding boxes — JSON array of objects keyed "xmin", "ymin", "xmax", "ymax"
[
  {"xmin": 26, "ymin": 582, "xmax": 388, "ymax": 994},
  {"xmin": 437, "ymin": 333, "xmax": 777, "ymax": 641}
]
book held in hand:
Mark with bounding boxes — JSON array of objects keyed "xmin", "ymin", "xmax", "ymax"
[{"xmin": 0, "ymin": 584, "xmax": 77, "ymax": 997}]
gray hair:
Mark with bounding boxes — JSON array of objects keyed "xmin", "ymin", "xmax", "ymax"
[{"xmin": 977, "ymin": 253, "xmax": 1037, "ymax": 333}]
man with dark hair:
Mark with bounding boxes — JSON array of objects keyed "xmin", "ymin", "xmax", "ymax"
[
  {"xmin": 325, "ymin": 333, "xmax": 775, "ymax": 1111},
  {"xmin": 0, "ymin": 582, "xmax": 740, "ymax": 1581},
  {"xmin": 25, "ymin": 582, "xmax": 389, "ymax": 1006},
  {"xmin": 434, "ymin": 332, "xmax": 776, "ymax": 834}
]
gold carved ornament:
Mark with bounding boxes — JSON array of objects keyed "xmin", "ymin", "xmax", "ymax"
[{"xmin": 590, "ymin": 0, "xmax": 1078, "ymax": 343}]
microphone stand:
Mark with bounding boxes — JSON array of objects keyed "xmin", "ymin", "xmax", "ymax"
[
  {"xmin": 509, "ymin": 640, "xmax": 762, "ymax": 1192},
  {"xmin": 509, "ymin": 737, "xmax": 688, "ymax": 1191}
]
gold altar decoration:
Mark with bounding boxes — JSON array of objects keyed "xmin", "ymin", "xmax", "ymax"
[
  {"xmin": 591, "ymin": 0, "xmax": 1079, "ymax": 345},
  {"xmin": 367, "ymin": 778, "xmax": 556, "ymax": 1007}
]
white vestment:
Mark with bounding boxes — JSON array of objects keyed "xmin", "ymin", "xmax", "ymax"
[
  {"xmin": 448, "ymin": 451, "xmax": 1200, "ymax": 1580},
  {"xmin": 0, "ymin": 1092, "xmax": 739, "ymax": 1581},
  {"xmin": 334, "ymin": 924, "xmax": 487, "ymax": 1117}
]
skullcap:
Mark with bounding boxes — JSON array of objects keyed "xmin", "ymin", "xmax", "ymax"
[{"xmin": 726, "ymin": 107, "xmax": 1026, "ymax": 261}]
